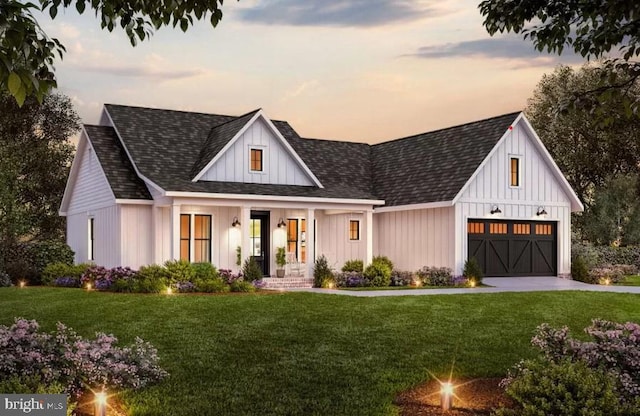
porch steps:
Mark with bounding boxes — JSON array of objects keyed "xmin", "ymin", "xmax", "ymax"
[{"xmin": 262, "ymin": 276, "xmax": 314, "ymax": 289}]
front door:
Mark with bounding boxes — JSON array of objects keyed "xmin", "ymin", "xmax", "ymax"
[{"xmin": 250, "ymin": 211, "xmax": 270, "ymax": 276}]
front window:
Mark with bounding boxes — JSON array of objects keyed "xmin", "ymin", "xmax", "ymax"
[
  {"xmin": 88, "ymin": 217, "xmax": 95, "ymax": 261},
  {"xmin": 349, "ymin": 220, "xmax": 360, "ymax": 241},
  {"xmin": 180, "ymin": 214, "xmax": 212, "ymax": 262},
  {"xmin": 250, "ymin": 148, "xmax": 263, "ymax": 172},
  {"xmin": 510, "ymin": 157, "xmax": 520, "ymax": 187},
  {"xmin": 180, "ymin": 214, "xmax": 191, "ymax": 261}
]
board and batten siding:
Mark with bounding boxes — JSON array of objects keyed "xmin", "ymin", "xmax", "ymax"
[
  {"xmin": 199, "ymin": 118, "xmax": 314, "ymax": 186},
  {"xmin": 67, "ymin": 139, "xmax": 115, "ymax": 214},
  {"xmin": 454, "ymin": 121, "xmax": 573, "ymax": 276},
  {"xmin": 315, "ymin": 211, "xmax": 367, "ymax": 270},
  {"xmin": 66, "ymin": 206, "xmax": 120, "ymax": 267},
  {"xmin": 373, "ymin": 207, "xmax": 455, "ymax": 272},
  {"xmin": 120, "ymin": 205, "xmax": 153, "ymax": 269}
]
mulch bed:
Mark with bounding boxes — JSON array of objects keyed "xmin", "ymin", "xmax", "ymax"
[{"xmin": 394, "ymin": 378, "xmax": 515, "ymax": 416}]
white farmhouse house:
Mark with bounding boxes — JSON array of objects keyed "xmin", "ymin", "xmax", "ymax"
[{"xmin": 60, "ymin": 105, "xmax": 583, "ymax": 279}]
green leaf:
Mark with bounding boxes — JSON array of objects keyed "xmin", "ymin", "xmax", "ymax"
[
  {"xmin": 8, "ymin": 72, "xmax": 22, "ymax": 96},
  {"xmin": 49, "ymin": 5, "xmax": 58, "ymax": 19},
  {"xmin": 76, "ymin": 0, "xmax": 85, "ymax": 14}
]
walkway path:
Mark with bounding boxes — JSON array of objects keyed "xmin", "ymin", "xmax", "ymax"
[{"xmin": 281, "ymin": 277, "xmax": 640, "ymax": 296}]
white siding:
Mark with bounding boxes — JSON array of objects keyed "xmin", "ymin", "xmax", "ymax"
[
  {"xmin": 66, "ymin": 205, "xmax": 121, "ymax": 267},
  {"xmin": 120, "ymin": 205, "xmax": 153, "ymax": 269},
  {"xmin": 373, "ymin": 207, "xmax": 455, "ymax": 272},
  {"xmin": 199, "ymin": 119, "xmax": 314, "ymax": 186},
  {"xmin": 67, "ymin": 142, "xmax": 115, "ymax": 213},
  {"xmin": 454, "ymin": 121, "xmax": 573, "ymax": 276},
  {"xmin": 316, "ymin": 211, "xmax": 367, "ymax": 270}
]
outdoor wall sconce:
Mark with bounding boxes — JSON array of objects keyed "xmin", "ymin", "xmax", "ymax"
[
  {"xmin": 94, "ymin": 390, "xmax": 107, "ymax": 416},
  {"xmin": 536, "ymin": 206, "xmax": 548, "ymax": 216},
  {"xmin": 277, "ymin": 218, "xmax": 286, "ymax": 228},
  {"xmin": 231, "ymin": 217, "xmax": 241, "ymax": 228},
  {"xmin": 490, "ymin": 205, "xmax": 502, "ymax": 215},
  {"xmin": 440, "ymin": 382, "xmax": 454, "ymax": 411}
]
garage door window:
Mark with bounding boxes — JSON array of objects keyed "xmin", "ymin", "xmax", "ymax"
[
  {"xmin": 536, "ymin": 224, "xmax": 553, "ymax": 235},
  {"xmin": 513, "ymin": 224, "xmax": 531, "ymax": 234},
  {"xmin": 489, "ymin": 223, "xmax": 507, "ymax": 234},
  {"xmin": 468, "ymin": 222, "xmax": 484, "ymax": 234}
]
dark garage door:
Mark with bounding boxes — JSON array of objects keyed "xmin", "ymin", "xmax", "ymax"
[{"xmin": 467, "ymin": 220, "xmax": 557, "ymax": 277}]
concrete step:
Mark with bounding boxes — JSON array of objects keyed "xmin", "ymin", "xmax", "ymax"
[{"xmin": 262, "ymin": 277, "xmax": 314, "ymax": 289}]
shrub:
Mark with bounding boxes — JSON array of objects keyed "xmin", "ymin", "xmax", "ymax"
[
  {"xmin": 192, "ymin": 262, "xmax": 219, "ymax": 281},
  {"xmin": 372, "ymin": 256, "xmax": 393, "ymax": 272},
  {"xmin": 4, "ymin": 241, "xmax": 75, "ymax": 285},
  {"xmin": 588, "ymin": 265, "xmax": 626, "ymax": 284},
  {"xmin": 138, "ymin": 264, "xmax": 169, "ymax": 281},
  {"xmin": 110, "ymin": 278, "xmax": 135, "ymax": 293},
  {"xmin": 390, "ymin": 270, "xmax": 414, "ymax": 286},
  {"xmin": 42, "ymin": 263, "xmax": 90, "ymax": 286},
  {"xmin": 571, "ymin": 255, "xmax": 591, "ymax": 283},
  {"xmin": 252, "ymin": 279, "xmax": 267, "ymax": 290},
  {"xmin": 313, "ymin": 255, "xmax": 334, "ymax": 288},
  {"xmin": 463, "ymin": 257, "xmax": 484, "ymax": 284},
  {"xmin": 132, "ymin": 277, "xmax": 167, "ymax": 294},
  {"xmin": 363, "ymin": 261, "xmax": 391, "ymax": 287},
  {"xmin": 342, "ymin": 259, "xmax": 364, "ymax": 273},
  {"xmin": 230, "ymin": 280, "xmax": 255, "ymax": 292},
  {"xmin": 194, "ymin": 278, "xmax": 229, "ymax": 293},
  {"xmin": 54, "ymin": 276, "xmax": 81, "ymax": 288},
  {"xmin": 220, "ymin": 269, "xmax": 242, "ymax": 285},
  {"xmin": 175, "ymin": 281, "xmax": 196, "ymax": 293},
  {"xmin": 242, "ymin": 257, "xmax": 263, "ymax": 282},
  {"xmin": 164, "ymin": 260, "xmax": 195, "ymax": 283},
  {"xmin": 335, "ymin": 271, "xmax": 367, "ymax": 287},
  {"xmin": 0, "ymin": 270, "xmax": 11, "ymax": 287},
  {"xmin": 0, "ymin": 318, "xmax": 167, "ymax": 399},
  {"xmin": 495, "ymin": 358, "xmax": 624, "ymax": 416},
  {"xmin": 416, "ymin": 266, "xmax": 453, "ymax": 286},
  {"xmin": 81, "ymin": 266, "xmax": 136, "ymax": 290}
]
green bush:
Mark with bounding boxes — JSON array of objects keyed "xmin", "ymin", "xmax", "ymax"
[
  {"xmin": 42, "ymin": 262, "xmax": 90, "ymax": 286},
  {"xmin": 463, "ymin": 257, "xmax": 484, "ymax": 284},
  {"xmin": 138, "ymin": 264, "xmax": 169, "ymax": 281},
  {"xmin": 494, "ymin": 359, "xmax": 625, "ymax": 416},
  {"xmin": 133, "ymin": 277, "xmax": 167, "ymax": 293},
  {"xmin": 194, "ymin": 278, "xmax": 229, "ymax": 293},
  {"xmin": 110, "ymin": 278, "xmax": 135, "ymax": 293},
  {"xmin": 164, "ymin": 260, "xmax": 195, "ymax": 283},
  {"xmin": 192, "ymin": 262, "xmax": 219, "ymax": 281},
  {"xmin": 571, "ymin": 255, "xmax": 591, "ymax": 283},
  {"xmin": 313, "ymin": 255, "xmax": 334, "ymax": 288},
  {"xmin": 416, "ymin": 266, "xmax": 453, "ymax": 286},
  {"xmin": 341, "ymin": 259, "xmax": 364, "ymax": 273},
  {"xmin": 372, "ymin": 256, "xmax": 393, "ymax": 272},
  {"xmin": 242, "ymin": 257, "xmax": 263, "ymax": 282},
  {"xmin": 363, "ymin": 261, "xmax": 391, "ymax": 287},
  {"xmin": 3, "ymin": 240, "xmax": 74, "ymax": 284},
  {"xmin": 0, "ymin": 270, "xmax": 11, "ymax": 287},
  {"xmin": 230, "ymin": 280, "xmax": 255, "ymax": 292}
]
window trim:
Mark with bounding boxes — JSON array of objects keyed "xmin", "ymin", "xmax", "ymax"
[
  {"xmin": 88, "ymin": 217, "xmax": 95, "ymax": 261},
  {"xmin": 249, "ymin": 146, "xmax": 267, "ymax": 174},
  {"xmin": 509, "ymin": 155, "xmax": 522, "ymax": 188},
  {"xmin": 349, "ymin": 220, "xmax": 361, "ymax": 241},
  {"xmin": 180, "ymin": 213, "xmax": 213, "ymax": 263}
]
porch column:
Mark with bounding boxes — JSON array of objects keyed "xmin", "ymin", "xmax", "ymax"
[
  {"xmin": 306, "ymin": 208, "xmax": 315, "ymax": 278},
  {"xmin": 241, "ymin": 206, "xmax": 251, "ymax": 267},
  {"xmin": 170, "ymin": 203, "xmax": 181, "ymax": 260},
  {"xmin": 365, "ymin": 209, "xmax": 373, "ymax": 266},
  {"xmin": 151, "ymin": 205, "xmax": 158, "ymax": 264}
]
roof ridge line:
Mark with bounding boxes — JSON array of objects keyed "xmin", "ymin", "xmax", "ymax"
[
  {"xmin": 104, "ymin": 103, "xmax": 246, "ymax": 119},
  {"xmin": 208, "ymin": 108, "xmax": 261, "ymax": 130},
  {"xmin": 372, "ymin": 111, "xmax": 522, "ymax": 147}
]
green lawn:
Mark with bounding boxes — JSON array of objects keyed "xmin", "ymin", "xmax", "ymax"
[
  {"xmin": 0, "ymin": 288, "xmax": 638, "ymax": 416},
  {"xmin": 618, "ymin": 275, "xmax": 640, "ymax": 286}
]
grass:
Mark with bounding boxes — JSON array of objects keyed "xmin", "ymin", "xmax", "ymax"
[
  {"xmin": 0, "ymin": 288, "xmax": 638, "ymax": 416},
  {"xmin": 618, "ymin": 275, "xmax": 640, "ymax": 286},
  {"xmin": 341, "ymin": 284, "xmax": 490, "ymax": 291}
]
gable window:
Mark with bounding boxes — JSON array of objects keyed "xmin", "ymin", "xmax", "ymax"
[
  {"xmin": 349, "ymin": 220, "xmax": 360, "ymax": 241},
  {"xmin": 510, "ymin": 157, "xmax": 521, "ymax": 187},
  {"xmin": 88, "ymin": 217, "xmax": 95, "ymax": 261},
  {"xmin": 250, "ymin": 148, "xmax": 263, "ymax": 172},
  {"xmin": 180, "ymin": 214, "xmax": 212, "ymax": 263}
]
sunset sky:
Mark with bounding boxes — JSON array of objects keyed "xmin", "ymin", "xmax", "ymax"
[{"xmin": 41, "ymin": 0, "xmax": 582, "ymax": 143}]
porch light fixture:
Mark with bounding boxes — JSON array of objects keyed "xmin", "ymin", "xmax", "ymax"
[
  {"xmin": 94, "ymin": 389, "xmax": 107, "ymax": 416},
  {"xmin": 277, "ymin": 217, "xmax": 286, "ymax": 228},
  {"xmin": 231, "ymin": 217, "xmax": 241, "ymax": 228},
  {"xmin": 536, "ymin": 206, "xmax": 548, "ymax": 216},
  {"xmin": 490, "ymin": 205, "xmax": 502, "ymax": 215},
  {"xmin": 440, "ymin": 382, "xmax": 454, "ymax": 411}
]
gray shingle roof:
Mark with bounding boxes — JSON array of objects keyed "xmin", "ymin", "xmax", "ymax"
[
  {"xmin": 84, "ymin": 125, "xmax": 152, "ymax": 200},
  {"xmin": 90, "ymin": 104, "xmax": 519, "ymax": 206},
  {"xmin": 371, "ymin": 112, "xmax": 520, "ymax": 206}
]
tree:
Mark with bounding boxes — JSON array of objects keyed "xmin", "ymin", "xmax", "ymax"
[
  {"xmin": 479, "ymin": 1, "xmax": 640, "ymax": 118},
  {"xmin": 0, "ymin": 91, "xmax": 79, "ymax": 250},
  {"xmin": 0, "ymin": 0, "xmax": 226, "ymax": 105},
  {"xmin": 525, "ymin": 63, "xmax": 640, "ymax": 203}
]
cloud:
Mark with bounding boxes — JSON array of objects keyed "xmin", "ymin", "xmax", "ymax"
[
  {"xmin": 74, "ymin": 54, "xmax": 207, "ymax": 80},
  {"xmin": 239, "ymin": 0, "xmax": 450, "ymax": 27},
  {"xmin": 412, "ymin": 36, "xmax": 583, "ymax": 66}
]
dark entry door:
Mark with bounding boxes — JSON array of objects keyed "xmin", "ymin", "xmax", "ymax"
[
  {"xmin": 250, "ymin": 211, "xmax": 270, "ymax": 276},
  {"xmin": 467, "ymin": 220, "xmax": 556, "ymax": 276}
]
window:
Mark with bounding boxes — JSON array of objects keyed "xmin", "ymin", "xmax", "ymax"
[
  {"xmin": 489, "ymin": 223, "xmax": 507, "ymax": 234},
  {"xmin": 349, "ymin": 220, "xmax": 360, "ymax": 241},
  {"xmin": 180, "ymin": 214, "xmax": 212, "ymax": 262},
  {"xmin": 287, "ymin": 219, "xmax": 298, "ymax": 260},
  {"xmin": 535, "ymin": 224, "xmax": 553, "ymax": 235},
  {"xmin": 513, "ymin": 223, "xmax": 531, "ymax": 234},
  {"xmin": 467, "ymin": 222, "xmax": 485, "ymax": 234},
  {"xmin": 250, "ymin": 148, "xmax": 263, "ymax": 172},
  {"xmin": 510, "ymin": 157, "xmax": 521, "ymax": 187},
  {"xmin": 88, "ymin": 217, "xmax": 95, "ymax": 261}
]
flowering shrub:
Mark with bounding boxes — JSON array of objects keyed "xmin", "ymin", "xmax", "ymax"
[
  {"xmin": 0, "ymin": 270, "xmax": 11, "ymax": 287},
  {"xmin": 416, "ymin": 266, "xmax": 453, "ymax": 286},
  {"xmin": 0, "ymin": 318, "xmax": 167, "ymax": 399},
  {"xmin": 252, "ymin": 279, "xmax": 267, "ymax": 290},
  {"xmin": 54, "ymin": 276, "xmax": 81, "ymax": 288},
  {"xmin": 588, "ymin": 265, "xmax": 629, "ymax": 284},
  {"xmin": 498, "ymin": 319, "xmax": 640, "ymax": 414},
  {"xmin": 335, "ymin": 272, "xmax": 367, "ymax": 287},
  {"xmin": 390, "ymin": 270, "xmax": 414, "ymax": 286},
  {"xmin": 81, "ymin": 266, "xmax": 137, "ymax": 289},
  {"xmin": 175, "ymin": 281, "xmax": 196, "ymax": 293},
  {"xmin": 219, "ymin": 269, "xmax": 242, "ymax": 285}
]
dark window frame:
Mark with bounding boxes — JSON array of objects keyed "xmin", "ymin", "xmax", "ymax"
[
  {"xmin": 193, "ymin": 214, "xmax": 212, "ymax": 263},
  {"xmin": 349, "ymin": 220, "xmax": 360, "ymax": 241},
  {"xmin": 250, "ymin": 148, "xmax": 263, "ymax": 172},
  {"xmin": 510, "ymin": 157, "xmax": 521, "ymax": 187},
  {"xmin": 88, "ymin": 217, "xmax": 95, "ymax": 261}
]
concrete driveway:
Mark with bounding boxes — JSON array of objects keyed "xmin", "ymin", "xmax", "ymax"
[{"xmin": 284, "ymin": 276, "xmax": 640, "ymax": 296}]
